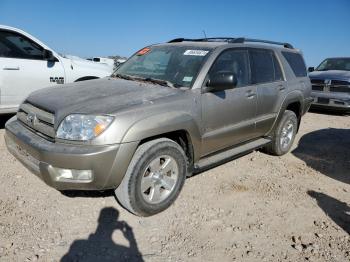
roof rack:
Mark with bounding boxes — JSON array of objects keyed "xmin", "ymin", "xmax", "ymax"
[
  {"xmin": 167, "ymin": 37, "xmax": 294, "ymax": 49},
  {"xmin": 168, "ymin": 37, "xmax": 236, "ymax": 43}
]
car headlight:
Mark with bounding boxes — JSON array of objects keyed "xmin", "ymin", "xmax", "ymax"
[{"xmin": 56, "ymin": 114, "xmax": 114, "ymax": 141}]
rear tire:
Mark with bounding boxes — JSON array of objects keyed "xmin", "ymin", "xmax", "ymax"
[
  {"xmin": 115, "ymin": 138, "xmax": 187, "ymax": 216},
  {"xmin": 264, "ymin": 110, "xmax": 298, "ymax": 156}
]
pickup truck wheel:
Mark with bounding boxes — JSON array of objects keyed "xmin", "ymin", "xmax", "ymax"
[
  {"xmin": 265, "ymin": 110, "xmax": 297, "ymax": 156},
  {"xmin": 115, "ymin": 138, "xmax": 187, "ymax": 216}
]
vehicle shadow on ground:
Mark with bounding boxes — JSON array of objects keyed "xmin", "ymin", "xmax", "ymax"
[
  {"xmin": 61, "ymin": 190, "xmax": 115, "ymax": 198},
  {"xmin": 61, "ymin": 207, "xmax": 144, "ymax": 262},
  {"xmin": 308, "ymin": 191, "xmax": 350, "ymax": 235},
  {"xmin": 0, "ymin": 114, "xmax": 14, "ymax": 129},
  {"xmin": 292, "ymin": 128, "xmax": 350, "ymax": 185}
]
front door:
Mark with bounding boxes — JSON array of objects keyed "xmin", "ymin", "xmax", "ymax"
[
  {"xmin": 201, "ymin": 49, "xmax": 257, "ymax": 156},
  {"xmin": 0, "ymin": 29, "xmax": 64, "ymax": 110}
]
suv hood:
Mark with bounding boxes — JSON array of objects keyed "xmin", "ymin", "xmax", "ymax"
[
  {"xmin": 25, "ymin": 78, "xmax": 183, "ymax": 124},
  {"xmin": 309, "ymin": 70, "xmax": 350, "ymax": 81}
]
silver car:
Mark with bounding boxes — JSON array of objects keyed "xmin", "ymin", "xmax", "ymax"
[
  {"xmin": 5, "ymin": 37, "xmax": 312, "ymax": 216},
  {"xmin": 308, "ymin": 57, "xmax": 350, "ymax": 112}
]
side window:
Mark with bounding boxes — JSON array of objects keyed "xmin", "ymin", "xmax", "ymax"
[
  {"xmin": 282, "ymin": 51, "xmax": 307, "ymax": 77},
  {"xmin": 209, "ymin": 49, "xmax": 250, "ymax": 87},
  {"xmin": 249, "ymin": 49, "xmax": 277, "ymax": 84},
  {"xmin": 0, "ymin": 30, "xmax": 44, "ymax": 60},
  {"xmin": 272, "ymin": 54, "xmax": 284, "ymax": 81},
  {"xmin": 0, "ymin": 40, "xmax": 11, "ymax": 57}
]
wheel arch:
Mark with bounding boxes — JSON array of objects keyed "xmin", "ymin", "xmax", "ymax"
[
  {"xmin": 286, "ymin": 101, "xmax": 302, "ymax": 129},
  {"xmin": 267, "ymin": 91, "xmax": 304, "ymax": 136},
  {"xmin": 138, "ymin": 130, "xmax": 195, "ymax": 174},
  {"xmin": 121, "ymin": 112, "xmax": 202, "ymax": 170}
]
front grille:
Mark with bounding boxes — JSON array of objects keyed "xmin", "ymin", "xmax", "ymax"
[
  {"xmin": 311, "ymin": 79, "xmax": 324, "ymax": 85},
  {"xmin": 17, "ymin": 103, "xmax": 56, "ymax": 139},
  {"xmin": 330, "ymin": 86, "xmax": 350, "ymax": 93},
  {"xmin": 331, "ymin": 80, "xmax": 349, "ymax": 86},
  {"xmin": 311, "ymin": 79, "xmax": 325, "ymax": 91},
  {"xmin": 311, "ymin": 79, "xmax": 350, "ymax": 93},
  {"xmin": 312, "ymin": 85, "xmax": 324, "ymax": 91}
]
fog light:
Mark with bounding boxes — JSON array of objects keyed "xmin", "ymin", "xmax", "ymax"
[{"xmin": 48, "ymin": 166, "xmax": 93, "ymax": 182}]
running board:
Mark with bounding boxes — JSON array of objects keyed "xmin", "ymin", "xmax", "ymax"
[{"xmin": 193, "ymin": 138, "xmax": 271, "ymax": 173}]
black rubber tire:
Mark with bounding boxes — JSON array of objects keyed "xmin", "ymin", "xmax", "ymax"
[
  {"xmin": 115, "ymin": 138, "xmax": 187, "ymax": 217},
  {"xmin": 264, "ymin": 110, "xmax": 298, "ymax": 156}
]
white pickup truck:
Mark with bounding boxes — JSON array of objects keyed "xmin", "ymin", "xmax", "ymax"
[
  {"xmin": 0, "ymin": 25, "xmax": 113, "ymax": 114},
  {"xmin": 88, "ymin": 57, "xmax": 115, "ymax": 71}
]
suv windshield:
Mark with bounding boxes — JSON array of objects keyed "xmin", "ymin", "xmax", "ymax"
[
  {"xmin": 316, "ymin": 58, "xmax": 350, "ymax": 71},
  {"xmin": 114, "ymin": 45, "xmax": 212, "ymax": 88}
]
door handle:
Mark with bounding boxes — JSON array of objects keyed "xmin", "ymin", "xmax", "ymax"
[
  {"xmin": 278, "ymin": 85, "xmax": 286, "ymax": 91},
  {"xmin": 3, "ymin": 67, "xmax": 20, "ymax": 70},
  {"xmin": 245, "ymin": 90, "xmax": 256, "ymax": 99}
]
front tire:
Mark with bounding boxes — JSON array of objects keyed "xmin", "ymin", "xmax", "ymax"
[
  {"xmin": 264, "ymin": 110, "xmax": 298, "ymax": 156},
  {"xmin": 115, "ymin": 138, "xmax": 187, "ymax": 216}
]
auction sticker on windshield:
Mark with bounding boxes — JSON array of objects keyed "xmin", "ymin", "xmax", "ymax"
[
  {"xmin": 184, "ymin": 50, "xmax": 209, "ymax": 56},
  {"xmin": 183, "ymin": 76, "xmax": 193, "ymax": 82},
  {"xmin": 137, "ymin": 47, "xmax": 151, "ymax": 56}
]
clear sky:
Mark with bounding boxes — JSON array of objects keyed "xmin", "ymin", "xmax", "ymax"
[{"xmin": 1, "ymin": 0, "xmax": 349, "ymax": 66}]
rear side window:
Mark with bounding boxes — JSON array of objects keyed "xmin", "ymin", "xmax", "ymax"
[
  {"xmin": 249, "ymin": 49, "xmax": 283, "ymax": 84},
  {"xmin": 282, "ymin": 51, "xmax": 307, "ymax": 77}
]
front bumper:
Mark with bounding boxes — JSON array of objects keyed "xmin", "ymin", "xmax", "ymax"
[
  {"xmin": 311, "ymin": 91, "xmax": 350, "ymax": 111},
  {"xmin": 5, "ymin": 118, "xmax": 138, "ymax": 191}
]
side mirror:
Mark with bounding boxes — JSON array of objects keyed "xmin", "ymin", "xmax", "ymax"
[
  {"xmin": 206, "ymin": 71, "xmax": 237, "ymax": 92},
  {"xmin": 308, "ymin": 67, "xmax": 315, "ymax": 72},
  {"xmin": 43, "ymin": 49, "xmax": 56, "ymax": 62}
]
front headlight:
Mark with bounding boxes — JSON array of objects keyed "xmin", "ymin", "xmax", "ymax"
[{"xmin": 56, "ymin": 114, "xmax": 114, "ymax": 141}]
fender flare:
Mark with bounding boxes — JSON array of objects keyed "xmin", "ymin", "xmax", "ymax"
[
  {"xmin": 267, "ymin": 91, "xmax": 304, "ymax": 136},
  {"xmin": 121, "ymin": 111, "xmax": 202, "ymax": 161}
]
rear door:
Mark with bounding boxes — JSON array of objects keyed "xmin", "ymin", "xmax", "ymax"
[
  {"xmin": 201, "ymin": 48, "xmax": 258, "ymax": 156},
  {"xmin": 0, "ymin": 29, "xmax": 64, "ymax": 109},
  {"xmin": 249, "ymin": 48, "xmax": 285, "ymax": 136}
]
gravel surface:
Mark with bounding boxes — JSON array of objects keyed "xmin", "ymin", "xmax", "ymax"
[{"xmin": 0, "ymin": 111, "xmax": 349, "ymax": 262}]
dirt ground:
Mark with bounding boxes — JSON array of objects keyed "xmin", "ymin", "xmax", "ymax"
[{"xmin": 0, "ymin": 111, "xmax": 349, "ymax": 262}]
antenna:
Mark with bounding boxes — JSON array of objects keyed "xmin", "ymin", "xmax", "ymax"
[{"xmin": 202, "ymin": 30, "xmax": 207, "ymax": 39}]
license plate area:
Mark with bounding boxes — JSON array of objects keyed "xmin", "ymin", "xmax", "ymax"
[
  {"xmin": 16, "ymin": 145, "xmax": 39, "ymax": 165},
  {"xmin": 7, "ymin": 138, "xmax": 41, "ymax": 174},
  {"xmin": 318, "ymin": 97, "xmax": 330, "ymax": 104}
]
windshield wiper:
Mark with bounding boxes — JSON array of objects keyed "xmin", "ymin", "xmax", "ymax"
[
  {"xmin": 113, "ymin": 73, "xmax": 135, "ymax": 80},
  {"xmin": 129, "ymin": 76, "xmax": 179, "ymax": 88},
  {"xmin": 142, "ymin": 77, "xmax": 184, "ymax": 88},
  {"xmin": 113, "ymin": 74, "xmax": 182, "ymax": 88},
  {"xmin": 142, "ymin": 77, "xmax": 176, "ymax": 88}
]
